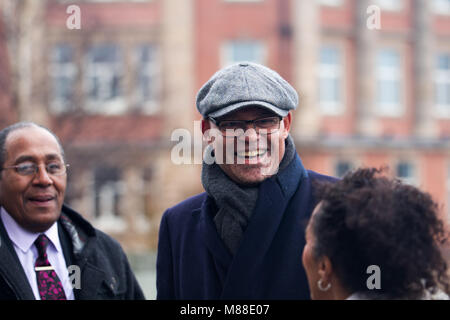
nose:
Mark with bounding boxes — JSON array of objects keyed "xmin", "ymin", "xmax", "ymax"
[
  {"xmin": 32, "ymin": 165, "xmax": 53, "ymax": 186},
  {"xmin": 239, "ymin": 126, "xmax": 259, "ymax": 142}
]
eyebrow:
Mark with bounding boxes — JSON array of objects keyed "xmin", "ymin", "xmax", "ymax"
[
  {"xmin": 14, "ymin": 154, "xmax": 63, "ymax": 164},
  {"xmin": 219, "ymin": 115, "xmax": 278, "ymax": 122}
]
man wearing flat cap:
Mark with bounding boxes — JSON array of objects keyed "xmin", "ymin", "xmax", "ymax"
[{"xmin": 157, "ymin": 62, "xmax": 336, "ymax": 299}]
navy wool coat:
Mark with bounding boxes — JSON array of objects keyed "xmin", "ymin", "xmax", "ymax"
[{"xmin": 157, "ymin": 155, "xmax": 336, "ymax": 300}]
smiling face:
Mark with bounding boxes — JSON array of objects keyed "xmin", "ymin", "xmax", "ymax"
[
  {"xmin": 0, "ymin": 126, "xmax": 66, "ymax": 233},
  {"xmin": 203, "ymin": 106, "xmax": 291, "ymax": 186}
]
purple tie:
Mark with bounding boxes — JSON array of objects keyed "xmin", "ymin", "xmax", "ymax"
[{"xmin": 34, "ymin": 234, "xmax": 67, "ymax": 300}]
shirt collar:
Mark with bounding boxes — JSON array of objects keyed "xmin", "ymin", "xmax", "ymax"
[{"xmin": 0, "ymin": 207, "xmax": 62, "ymax": 254}]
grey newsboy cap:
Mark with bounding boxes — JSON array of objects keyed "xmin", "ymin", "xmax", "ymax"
[{"xmin": 196, "ymin": 62, "xmax": 298, "ymax": 119}]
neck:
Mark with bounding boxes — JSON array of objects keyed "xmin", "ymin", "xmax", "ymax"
[{"xmin": 329, "ymin": 277, "xmax": 353, "ymax": 300}]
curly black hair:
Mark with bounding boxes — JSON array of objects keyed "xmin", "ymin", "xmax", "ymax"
[{"xmin": 311, "ymin": 167, "xmax": 450, "ymax": 299}]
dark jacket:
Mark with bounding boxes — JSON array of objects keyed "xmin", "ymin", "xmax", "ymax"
[
  {"xmin": 0, "ymin": 205, "xmax": 145, "ymax": 300},
  {"xmin": 156, "ymin": 155, "xmax": 336, "ymax": 299}
]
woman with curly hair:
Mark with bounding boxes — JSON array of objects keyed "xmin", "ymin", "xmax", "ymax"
[{"xmin": 302, "ymin": 167, "xmax": 450, "ymax": 300}]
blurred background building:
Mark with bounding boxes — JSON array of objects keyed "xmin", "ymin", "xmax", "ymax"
[{"xmin": 0, "ymin": 0, "xmax": 449, "ymax": 299}]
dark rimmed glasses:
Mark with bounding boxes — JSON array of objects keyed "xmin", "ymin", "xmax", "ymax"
[{"xmin": 209, "ymin": 116, "xmax": 282, "ymax": 137}]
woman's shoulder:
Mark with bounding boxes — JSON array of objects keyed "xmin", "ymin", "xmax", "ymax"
[
  {"xmin": 346, "ymin": 289, "xmax": 450, "ymax": 300},
  {"xmin": 422, "ymin": 289, "xmax": 449, "ymax": 300}
]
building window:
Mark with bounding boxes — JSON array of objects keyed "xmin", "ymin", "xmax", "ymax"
[
  {"xmin": 319, "ymin": 0, "xmax": 343, "ymax": 6},
  {"xmin": 377, "ymin": 0, "xmax": 403, "ymax": 11},
  {"xmin": 433, "ymin": 0, "xmax": 450, "ymax": 15},
  {"xmin": 94, "ymin": 166, "xmax": 126, "ymax": 233},
  {"xmin": 85, "ymin": 44, "xmax": 125, "ymax": 114},
  {"xmin": 376, "ymin": 48, "xmax": 402, "ymax": 116},
  {"xmin": 134, "ymin": 45, "xmax": 159, "ymax": 114},
  {"xmin": 435, "ymin": 53, "xmax": 450, "ymax": 117},
  {"xmin": 334, "ymin": 160, "xmax": 354, "ymax": 178},
  {"xmin": 221, "ymin": 40, "xmax": 266, "ymax": 67},
  {"xmin": 395, "ymin": 161, "xmax": 416, "ymax": 185},
  {"xmin": 319, "ymin": 45, "xmax": 344, "ymax": 115},
  {"xmin": 49, "ymin": 44, "xmax": 77, "ymax": 114}
]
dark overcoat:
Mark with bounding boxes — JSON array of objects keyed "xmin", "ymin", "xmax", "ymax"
[
  {"xmin": 157, "ymin": 155, "xmax": 336, "ymax": 299},
  {"xmin": 0, "ymin": 205, "xmax": 145, "ymax": 300}
]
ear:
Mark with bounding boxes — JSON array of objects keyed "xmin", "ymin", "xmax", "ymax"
[
  {"xmin": 281, "ymin": 112, "xmax": 292, "ymax": 139},
  {"xmin": 201, "ymin": 119, "xmax": 214, "ymax": 144},
  {"xmin": 201, "ymin": 118, "xmax": 210, "ymax": 135},
  {"xmin": 317, "ymin": 255, "xmax": 333, "ymax": 282}
]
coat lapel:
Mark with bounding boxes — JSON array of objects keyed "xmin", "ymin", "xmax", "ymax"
[
  {"xmin": 200, "ymin": 155, "xmax": 307, "ymax": 299},
  {"xmin": 0, "ymin": 217, "xmax": 35, "ymax": 300},
  {"xmin": 220, "ymin": 177, "xmax": 288, "ymax": 299},
  {"xmin": 220, "ymin": 155, "xmax": 307, "ymax": 299}
]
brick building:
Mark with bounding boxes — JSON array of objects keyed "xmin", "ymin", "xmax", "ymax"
[
  {"xmin": 196, "ymin": 0, "xmax": 450, "ymax": 225},
  {"xmin": 0, "ymin": 0, "xmax": 449, "ymax": 254}
]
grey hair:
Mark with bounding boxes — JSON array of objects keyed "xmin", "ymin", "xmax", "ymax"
[{"xmin": 0, "ymin": 122, "xmax": 65, "ymax": 178}]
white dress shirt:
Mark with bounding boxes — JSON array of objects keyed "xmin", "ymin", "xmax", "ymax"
[{"xmin": 0, "ymin": 207, "xmax": 75, "ymax": 300}]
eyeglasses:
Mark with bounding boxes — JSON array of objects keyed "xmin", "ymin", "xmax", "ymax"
[
  {"xmin": 209, "ymin": 116, "xmax": 282, "ymax": 137},
  {"xmin": 1, "ymin": 162, "xmax": 69, "ymax": 176}
]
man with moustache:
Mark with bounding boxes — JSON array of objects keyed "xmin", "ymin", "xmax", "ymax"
[
  {"xmin": 0, "ymin": 122, "xmax": 144, "ymax": 300},
  {"xmin": 157, "ymin": 62, "xmax": 336, "ymax": 299}
]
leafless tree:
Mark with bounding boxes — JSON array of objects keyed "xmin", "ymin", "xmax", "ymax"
[{"xmin": 0, "ymin": 0, "xmax": 49, "ymax": 124}]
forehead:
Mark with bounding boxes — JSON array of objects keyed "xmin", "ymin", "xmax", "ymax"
[
  {"xmin": 5, "ymin": 127, "xmax": 63, "ymax": 162},
  {"xmin": 219, "ymin": 106, "xmax": 277, "ymax": 120},
  {"xmin": 307, "ymin": 202, "xmax": 323, "ymax": 234}
]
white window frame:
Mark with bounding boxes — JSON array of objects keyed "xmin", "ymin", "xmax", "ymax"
[
  {"xmin": 221, "ymin": 39, "xmax": 267, "ymax": 67},
  {"xmin": 433, "ymin": 0, "xmax": 450, "ymax": 15},
  {"xmin": 434, "ymin": 52, "xmax": 450, "ymax": 118},
  {"xmin": 49, "ymin": 44, "xmax": 77, "ymax": 114},
  {"xmin": 84, "ymin": 44, "xmax": 126, "ymax": 115},
  {"xmin": 394, "ymin": 159, "xmax": 418, "ymax": 186},
  {"xmin": 92, "ymin": 168, "xmax": 127, "ymax": 233},
  {"xmin": 133, "ymin": 44, "xmax": 160, "ymax": 115},
  {"xmin": 319, "ymin": 0, "xmax": 343, "ymax": 7},
  {"xmin": 376, "ymin": 48, "xmax": 404, "ymax": 117},
  {"xmin": 318, "ymin": 45, "xmax": 345, "ymax": 115},
  {"xmin": 377, "ymin": 0, "xmax": 403, "ymax": 11},
  {"xmin": 333, "ymin": 159, "xmax": 356, "ymax": 178}
]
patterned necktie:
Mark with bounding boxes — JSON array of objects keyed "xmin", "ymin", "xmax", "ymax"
[{"xmin": 34, "ymin": 234, "xmax": 67, "ymax": 300}]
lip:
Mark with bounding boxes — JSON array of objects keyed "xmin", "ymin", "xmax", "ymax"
[
  {"xmin": 27, "ymin": 195, "xmax": 56, "ymax": 206},
  {"xmin": 235, "ymin": 149, "xmax": 267, "ymax": 158},
  {"xmin": 232, "ymin": 149, "xmax": 270, "ymax": 166}
]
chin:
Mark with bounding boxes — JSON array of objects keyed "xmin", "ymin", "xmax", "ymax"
[
  {"xmin": 233, "ymin": 173, "xmax": 268, "ymax": 186},
  {"xmin": 26, "ymin": 213, "xmax": 60, "ymax": 233}
]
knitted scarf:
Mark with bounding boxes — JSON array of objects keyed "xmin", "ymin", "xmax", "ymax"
[{"xmin": 201, "ymin": 135, "xmax": 296, "ymax": 255}]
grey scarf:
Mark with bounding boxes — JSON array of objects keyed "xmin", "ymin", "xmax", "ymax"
[{"xmin": 201, "ymin": 135, "xmax": 296, "ymax": 255}]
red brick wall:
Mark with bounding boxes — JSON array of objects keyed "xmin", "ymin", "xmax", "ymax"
[
  {"xmin": 46, "ymin": 1, "xmax": 161, "ymax": 28},
  {"xmin": 195, "ymin": 0, "xmax": 291, "ymax": 93}
]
